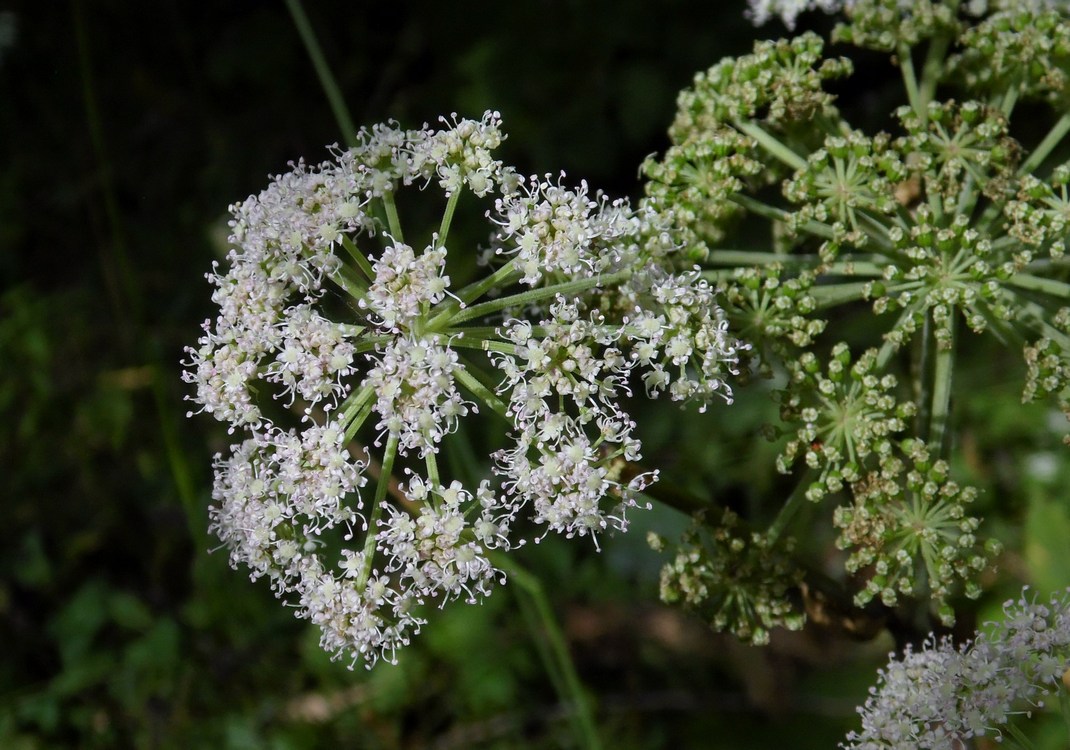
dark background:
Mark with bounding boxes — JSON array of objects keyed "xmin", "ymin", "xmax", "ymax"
[{"xmin": 0, "ymin": 2, "xmax": 1003, "ymax": 748}]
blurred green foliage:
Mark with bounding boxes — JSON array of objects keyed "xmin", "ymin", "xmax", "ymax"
[{"xmin": 2, "ymin": 1, "xmax": 1065, "ymax": 747}]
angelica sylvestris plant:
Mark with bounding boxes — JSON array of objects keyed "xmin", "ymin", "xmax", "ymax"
[
  {"xmin": 643, "ymin": 0, "xmax": 1070, "ymax": 639},
  {"xmin": 183, "ymin": 112, "xmax": 742, "ymax": 666},
  {"xmin": 845, "ymin": 587, "xmax": 1070, "ymax": 749}
]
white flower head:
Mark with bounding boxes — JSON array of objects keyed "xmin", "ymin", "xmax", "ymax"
[
  {"xmin": 845, "ymin": 588, "xmax": 1070, "ymax": 749},
  {"xmin": 185, "ymin": 111, "xmax": 743, "ymax": 666}
]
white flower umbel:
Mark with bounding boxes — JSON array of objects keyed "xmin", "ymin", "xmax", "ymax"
[
  {"xmin": 746, "ymin": 0, "xmax": 844, "ymax": 29},
  {"xmin": 184, "ymin": 112, "xmax": 743, "ymax": 667},
  {"xmin": 746, "ymin": 0, "xmax": 1070, "ymax": 29},
  {"xmin": 845, "ymin": 588, "xmax": 1070, "ymax": 749}
]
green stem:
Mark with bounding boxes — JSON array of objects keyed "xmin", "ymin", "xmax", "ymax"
[
  {"xmin": 456, "ymin": 257, "xmax": 522, "ymax": 307},
  {"xmin": 1006, "ymin": 274, "xmax": 1070, "ymax": 298},
  {"xmin": 344, "ymin": 397, "xmax": 377, "ymax": 444},
  {"xmin": 856, "ymin": 212, "xmax": 896, "ymax": 253},
  {"xmin": 442, "ymin": 269, "xmax": 631, "ymax": 328},
  {"xmin": 898, "ymin": 42, "xmax": 923, "ymax": 120},
  {"xmin": 357, "ymin": 433, "xmax": 398, "ymax": 590},
  {"xmin": 729, "ymin": 194, "xmax": 837, "ymax": 240},
  {"xmin": 352, "ymin": 335, "xmax": 394, "ymax": 355},
  {"xmin": 151, "ymin": 366, "xmax": 204, "ymax": 546},
  {"xmin": 340, "ymin": 384, "xmax": 377, "ymax": 442},
  {"xmin": 929, "ymin": 322, "xmax": 955, "ymax": 457},
  {"xmin": 425, "ymin": 451, "xmax": 440, "ymax": 494},
  {"xmin": 808, "ymin": 281, "xmax": 872, "ymax": 309},
  {"xmin": 1059, "ymin": 686, "xmax": 1070, "ymax": 747},
  {"xmin": 425, "ymin": 259, "xmax": 522, "ymax": 331},
  {"xmin": 1017, "ymin": 299, "xmax": 1070, "ymax": 349},
  {"xmin": 338, "ymin": 383, "xmax": 375, "ymax": 423},
  {"xmin": 1003, "ymin": 720, "xmax": 1037, "ymax": 750},
  {"xmin": 283, "ymin": 0, "xmax": 358, "ymax": 148},
  {"xmin": 438, "ymin": 189, "xmax": 461, "ymax": 245},
  {"xmin": 876, "ymin": 297, "xmax": 927, "ymax": 369},
  {"xmin": 492, "ymin": 553, "xmax": 603, "ymax": 750},
  {"xmin": 914, "ymin": 310, "xmax": 935, "ymax": 441},
  {"xmin": 701, "ymin": 250, "xmax": 787, "ymax": 264},
  {"xmin": 73, "ymin": 0, "xmax": 140, "ymax": 342},
  {"xmin": 704, "ymin": 250, "xmax": 797, "ymax": 266},
  {"xmin": 954, "ymin": 174, "xmax": 981, "ymax": 224},
  {"xmin": 999, "ymin": 85, "xmax": 1020, "ymax": 119},
  {"xmin": 448, "ymin": 336, "xmax": 520, "ymax": 356},
  {"xmin": 330, "ymin": 264, "xmax": 368, "ymax": 302},
  {"xmin": 917, "ymin": 33, "xmax": 952, "ymax": 115},
  {"xmin": 341, "ymin": 235, "xmax": 376, "ymax": 280},
  {"xmin": 382, "ymin": 191, "xmax": 404, "ymax": 243},
  {"xmin": 701, "ymin": 253, "xmax": 887, "ymax": 277},
  {"xmin": 735, "ymin": 120, "xmax": 808, "ymax": 171},
  {"xmin": 337, "ymin": 323, "xmax": 367, "ymax": 337},
  {"xmin": 829, "ymin": 260, "xmax": 888, "ymax": 277},
  {"xmin": 440, "ymin": 325, "xmax": 507, "ymax": 340},
  {"xmin": 1024, "ymin": 256, "xmax": 1070, "ymax": 273},
  {"xmin": 512, "ymin": 569, "xmax": 572, "ymax": 711},
  {"xmin": 454, "ymin": 364, "xmax": 509, "ymax": 419},
  {"xmin": 1020, "ymin": 113, "xmax": 1070, "ymax": 176},
  {"xmin": 767, "ymin": 468, "xmax": 821, "ymax": 545}
]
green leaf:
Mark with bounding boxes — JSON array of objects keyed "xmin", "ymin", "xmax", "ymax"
[
  {"xmin": 1024, "ymin": 489, "xmax": 1070, "ymax": 597},
  {"xmin": 50, "ymin": 579, "xmax": 110, "ymax": 667},
  {"xmin": 107, "ymin": 590, "xmax": 154, "ymax": 631}
]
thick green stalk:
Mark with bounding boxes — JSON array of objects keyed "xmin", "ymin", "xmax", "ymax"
[
  {"xmin": 455, "ymin": 257, "xmax": 522, "ymax": 306},
  {"xmin": 856, "ymin": 212, "xmax": 896, "ymax": 252},
  {"xmin": 1020, "ymin": 113, "xmax": 1070, "ymax": 176},
  {"xmin": 492, "ymin": 553, "xmax": 603, "ymax": 750},
  {"xmin": 341, "ymin": 385, "xmax": 377, "ymax": 442},
  {"xmin": 425, "ymin": 258, "xmax": 522, "ymax": 331},
  {"xmin": 928, "ymin": 324, "xmax": 955, "ymax": 457},
  {"xmin": 440, "ymin": 325, "xmax": 508, "ymax": 340},
  {"xmin": 766, "ymin": 468, "xmax": 820, "ymax": 545},
  {"xmin": 330, "ymin": 264, "xmax": 368, "ymax": 302},
  {"xmin": 999, "ymin": 85, "xmax": 1019, "ymax": 119},
  {"xmin": 152, "ymin": 366, "xmax": 204, "ymax": 546},
  {"xmin": 876, "ymin": 297, "xmax": 927, "ymax": 370},
  {"xmin": 454, "ymin": 364, "xmax": 509, "ymax": 419},
  {"xmin": 916, "ymin": 32, "xmax": 953, "ymax": 115},
  {"xmin": 1060, "ymin": 687, "xmax": 1070, "ymax": 747},
  {"xmin": 338, "ymin": 383, "xmax": 376, "ymax": 423},
  {"xmin": 735, "ymin": 120, "xmax": 808, "ymax": 171},
  {"xmin": 701, "ymin": 254, "xmax": 887, "ymax": 277},
  {"xmin": 341, "ymin": 235, "xmax": 376, "ymax": 280},
  {"xmin": 1006, "ymin": 274, "xmax": 1070, "ymax": 298},
  {"xmin": 914, "ymin": 310, "xmax": 936, "ymax": 442},
  {"xmin": 438, "ymin": 188, "xmax": 461, "ymax": 245},
  {"xmin": 73, "ymin": 0, "xmax": 139, "ymax": 339},
  {"xmin": 382, "ymin": 191, "xmax": 404, "ymax": 242},
  {"xmin": 352, "ymin": 335, "xmax": 394, "ymax": 355},
  {"xmin": 424, "ymin": 451, "xmax": 440, "ymax": 496},
  {"xmin": 512, "ymin": 571, "xmax": 572, "ymax": 712},
  {"xmin": 77, "ymin": 1, "xmax": 203, "ymax": 553},
  {"xmin": 1002, "ymin": 721, "xmax": 1037, "ymax": 750},
  {"xmin": 898, "ymin": 42, "xmax": 923, "ymax": 120},
  {"xmin": 729, "ymin": 194, "xmax": 837, "ymax": 240},
  {"xmin": 344, "ymin": 397, "xmax": 376, "ymax": 444},
  {"xmin": 808, "ymin": 281, "xmax": 872, "ymax": 309},
  {"xmin": 441, "ymin": 269, "xmax": 632, "ymax": 328},
  {"xmin": 283, "ymin": 0, "xmax": 358, "ymax": 148},
  {"xmin": 447, "ymin": 337, "xmax": 520, "ymax": 356},
  {"xmin": 357, "ymin": 433, "xmax": 398, "ymax": 590}
]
